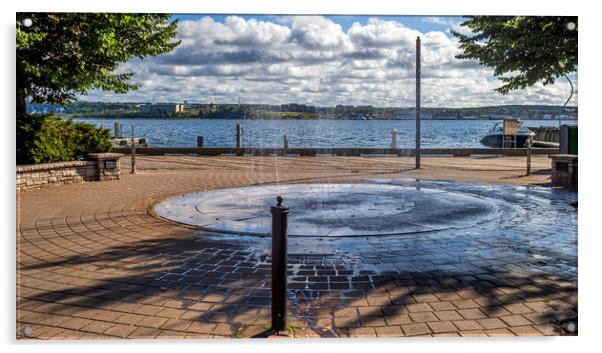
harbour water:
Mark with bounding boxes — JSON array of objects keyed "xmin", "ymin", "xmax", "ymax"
[{"xmin": 75, "ymin": 118, "xmax": 566, "ymax": 148}]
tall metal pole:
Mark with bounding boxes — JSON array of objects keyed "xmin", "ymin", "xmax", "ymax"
[
  {"xmin": 415, "ymin": 37, "xmax": 421, "ymax": 169},
  {"xmin": 558, "ymin": 74, "xmax": 574, "ymax": 127}
]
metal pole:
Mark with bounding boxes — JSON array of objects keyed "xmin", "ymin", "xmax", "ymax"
[
  {"xmin": 130, "ymin": 125, "xmax": 136, "ymax": 174},
  {"xmin": 283, "ymin": 135, "xmax": 288, "ymax": 150},
  {"xmin": 526, "ymin": 138, "xmax": 532, "ymax": 175},
  {"xmin": 558, "ymin": 74, "xmax": 574, "ymax": 128},
  {"xmin": 415, "ymin": 36, "xmax": 421, "ymax": 169},
  {"xmin": 236, "ymin": 124, "xmax": 242, "ymax": 148},
  {"xmin": 271, "ymin": 196, "xmax": 288, "ymax": 333}
]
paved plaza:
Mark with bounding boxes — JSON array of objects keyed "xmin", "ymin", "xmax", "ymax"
[{"xmin": 17, "ymin": 156, "xmax": 577, "ymax": 339}]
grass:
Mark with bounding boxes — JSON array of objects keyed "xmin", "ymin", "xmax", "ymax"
[
  {"xmin": 258, "ymin": 322, "xmax": 298, "ymax": 336},
  {"xmin": 286, "ymin": 324, "xmax": 299, "ymax": 335}
]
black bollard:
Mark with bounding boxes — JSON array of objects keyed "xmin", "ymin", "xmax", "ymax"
[
  {"xmin": 197, "ymin": 136, "xmax": 204, "ymax": 148},
  {"xmin": 271, "ymin": 195, "xmax": 289, "ymax": 332},
  {"xmin": 236, "ymin": 124, "xmax": 242, "ymax": 148}
]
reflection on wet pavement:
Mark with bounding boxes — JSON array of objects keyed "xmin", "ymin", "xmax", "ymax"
[{"xmin": 155, "ymin": 178, "xmax": 577, "ymax": 279}]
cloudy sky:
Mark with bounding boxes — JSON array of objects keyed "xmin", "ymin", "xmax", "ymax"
[{"xmin": 83, "ymin": 15, "xmax": 578, "ymax": 108}]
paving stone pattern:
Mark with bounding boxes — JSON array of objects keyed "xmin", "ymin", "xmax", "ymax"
[{"xmin": 16, "ymin": 156, "xmax": 577, "ymax": 339}]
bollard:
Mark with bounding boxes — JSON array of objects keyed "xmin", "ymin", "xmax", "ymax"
[
  {"xmin": 283, "ymin": 135, "xmax": 288, "ymax": 150},
  {"xmin": 391, "ymin": 128, "xmax": 398, "ymax": 149},
  {"xmin": 197, "ymin": 136, "xmax": 204, "ymax": 148},
  {"xmin": 114, "ymin": 122, "xmax": 121, "ymax": 138},
  {"xmin": 526, "ymin": 138, "xmax": 532, "ymax": 175},
  {"xmin": 271, "ymin": 195, "xmax": 289, "ymax": 333},
  {"xmin": 130, "ymin": 126, "xmax": 136, "ymax": 174},
  {"xmin": 236, "ymin": 124, "xmax": 242, "ymax": 148}
]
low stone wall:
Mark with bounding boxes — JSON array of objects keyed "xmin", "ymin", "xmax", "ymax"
[
  {"xmin": 17, "ymin": 153, "xmax": 122, "ymax": 190},
  {"xmin": 550, "ymin": 154, "xmax": 578, "ymax": 186},
  {"xmin": 87, "ymin": 153, "xmax": 123, "ymax": 182}
]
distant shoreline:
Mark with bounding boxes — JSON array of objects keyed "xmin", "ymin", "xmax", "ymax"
[
  {"xmin": 32, "ymin": 102, "xmax": 578, "ymax": 122},
  {"xmin": 69, "ymin": 115, "xmax": 577, "ymax": 121}
]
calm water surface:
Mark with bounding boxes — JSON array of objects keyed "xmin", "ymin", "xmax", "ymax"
[{"xmin": 75, "ymin": 118, "xmax": 564, "ymax": 148}]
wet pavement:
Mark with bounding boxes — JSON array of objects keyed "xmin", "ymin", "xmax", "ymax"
[
  {"xmin": 155, "ymin": 179, "xmax": 577, "ymax": 280},
  {"xmin": 156, "ymin": 183, "xmax": 504, "ymax": 237},
  {"xmin": 17, "ymin": 163, "xmax": 578, "ymax": 338}
]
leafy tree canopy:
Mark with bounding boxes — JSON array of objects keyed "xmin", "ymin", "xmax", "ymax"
[
  {"xmin": 451, "ymin": 16, "xmax": 577, "ymax": 94},
  {"xmin": 16, "ymin": 13, "xmax": 180, "ymax": 113}
]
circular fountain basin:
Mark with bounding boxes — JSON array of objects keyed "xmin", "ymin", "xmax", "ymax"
[{"xmin": 153, "ymin": 183, "xmax": 508, "ymax": 237}]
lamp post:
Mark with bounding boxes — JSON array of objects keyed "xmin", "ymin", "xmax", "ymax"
[{"xmin": 415, "ymin": 36, "xmax": 421, "ymax": 169}]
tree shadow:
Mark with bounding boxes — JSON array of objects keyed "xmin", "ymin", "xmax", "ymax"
[{"xmin": 18, "ymin": 226, "xmax": 577, "ymax": 338}]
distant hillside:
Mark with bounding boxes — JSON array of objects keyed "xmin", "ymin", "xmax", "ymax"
[{"xmin": 27, "ymin": 101, "xmax": 578, "ymax": 120}]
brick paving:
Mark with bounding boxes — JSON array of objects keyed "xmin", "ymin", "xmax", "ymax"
[{"xmin": 16, "ymin": 156, "xmax": 577, "ymax": 339}]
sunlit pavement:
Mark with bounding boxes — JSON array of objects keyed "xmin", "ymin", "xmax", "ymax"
[{"xmin": 16, "ymin": 156, "xmax": 577, "ymax": 338}]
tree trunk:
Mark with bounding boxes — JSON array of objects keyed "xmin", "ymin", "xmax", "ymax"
[
  {"xmin": 16, "ymin": 91, "xmax": 26, "ymax": 115},
  {"xmin": 16, "ymin": 68, "xmax": 26, "ymax": 115}
]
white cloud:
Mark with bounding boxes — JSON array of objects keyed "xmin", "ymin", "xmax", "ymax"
[
  {"xmin": 421, "ymin": 16, "xmax": 472, "ymax": 36},
  {"xmin": 289, "ymin": 16, "xmax": 351, "ymax": 50},
  {"xmin": 82, "ymin": 15, "xmax": 578, "ymax": 108},
  {"xmin": 348, "ymin": 18, "xmax": 419, "ymax": 48}
]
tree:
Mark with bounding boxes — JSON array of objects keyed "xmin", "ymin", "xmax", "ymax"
[
  {"xmin": 451, "ymin": 16, "xmax": 577, "ymax": 94},
  {"xmin": 16, "ymin": 13, "xmax": 181, "ymax": 114}
]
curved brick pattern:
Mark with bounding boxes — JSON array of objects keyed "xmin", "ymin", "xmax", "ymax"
[{"xmin": 16, "ymin": 156, "xmax": 577, "ymax": 339}]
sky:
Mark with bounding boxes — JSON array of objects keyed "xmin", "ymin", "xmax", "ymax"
[{"xmin": 82, "ymin": 15, "xmax": 578, "ymax": 108}]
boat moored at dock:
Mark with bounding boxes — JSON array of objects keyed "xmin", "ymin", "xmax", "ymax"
[{"xmin": 480, "ymin": 119, "xmax": 535, "ymax": 148}]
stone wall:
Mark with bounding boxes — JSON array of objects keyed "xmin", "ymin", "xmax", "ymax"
[
  {"xmin": 17, "ymin": 153, "xmax": 122, "ymax": 190},
  {"xmin": 550, "ymin": 154, "xmax": 578, "ymax": 186},
  {"xmin": 87, "ymin": 153, "xmax": 123, "ymax": 181}
]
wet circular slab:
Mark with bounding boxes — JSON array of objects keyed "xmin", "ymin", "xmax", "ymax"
[
  {"xmin": 154, "ymin": 183, "xmax": 508, "ymax": 237},
  {"xmin": 152, "ymin": 179, "xmax": 577, "ymax": 278}
]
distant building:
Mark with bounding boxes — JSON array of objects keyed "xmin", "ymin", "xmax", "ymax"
[{"xmin": 139, "ymin": 103, "xmax": 184, "ymax": 114}]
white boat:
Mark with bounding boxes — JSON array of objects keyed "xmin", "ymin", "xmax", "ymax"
[{"xmin": 480, "ymin": 119, "xmax": 535, "ymax": 148}]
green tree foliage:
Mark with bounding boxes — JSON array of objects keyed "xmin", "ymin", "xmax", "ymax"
[
  {"xmin": 16, "ymin": 13, "xmax": 180, "ymax": 164},
  {"xmin": 17, "ymin": 113, "xmax": 112, "ymax": 164},
  {"xmin": 16, "ymin": 13, "xmax": 180, "ymax": 114},
  {"xmin": 451, "ymin": 16, "xmax": 577, "ymax": 94}
]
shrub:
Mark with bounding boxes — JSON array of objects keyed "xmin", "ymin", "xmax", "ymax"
[{"xmin": 17, "ymin": 113, "xmax": 111, "ymax": 165}]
